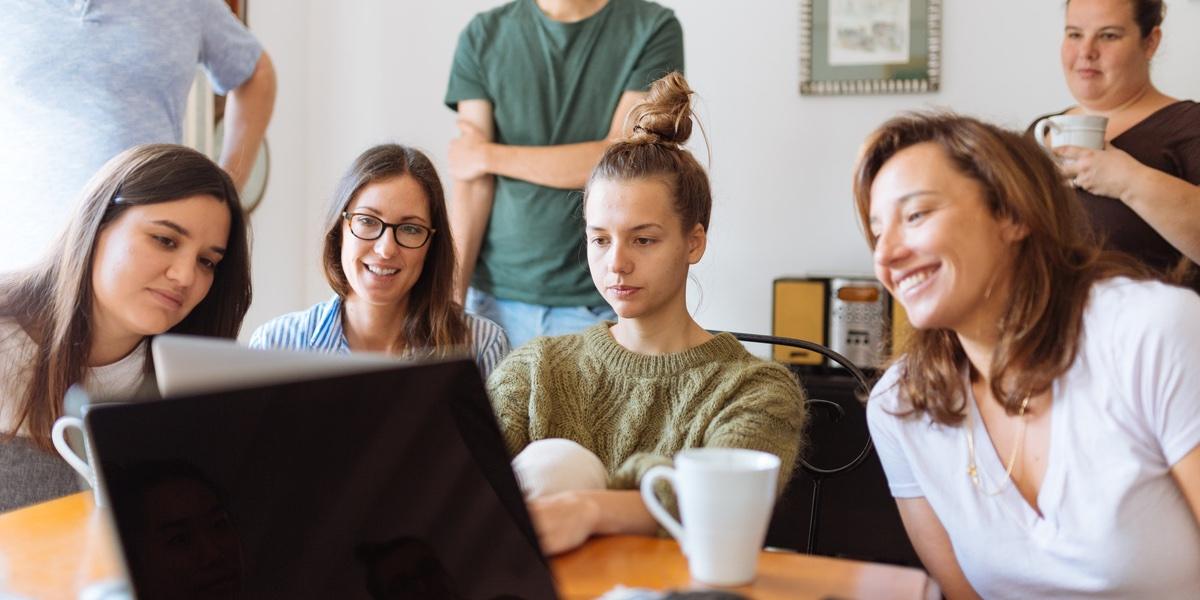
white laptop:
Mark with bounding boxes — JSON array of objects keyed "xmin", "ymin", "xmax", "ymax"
[{"xmin": 151, "ymin": 334, "xmax": 400, "ymax": 398}]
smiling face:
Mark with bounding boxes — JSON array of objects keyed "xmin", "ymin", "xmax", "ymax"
[
  {"xmin": 90, "ymin": 196, "xmax": 230, "ymax": 346},
  {"xmin": 1061, "ymin": 0, "xmax": 1159, "ymax": 109},
  {"xmin": 340, "ymin": 175, "xmax": 432, "ymax": 313},
  {"xmin": 585, "ymin": 178, "xmax": 705, "ymax": 322},
  {"xmin": 868, "ymin": 143, "xmax": 1025, "ymax": 335}
]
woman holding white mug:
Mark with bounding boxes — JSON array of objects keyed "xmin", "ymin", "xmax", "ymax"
[
  {"xmin": 1031, "ymin": 0, "xmax": 1199, "ymax": 293},
  {"xmin": 0, "ymin": 145, "xmax": 252, "ymax": 512}
]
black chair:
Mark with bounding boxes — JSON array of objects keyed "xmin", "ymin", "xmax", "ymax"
[{"xmin": 718, "ymin": 331, "xmax": 921, "ymax": 567}]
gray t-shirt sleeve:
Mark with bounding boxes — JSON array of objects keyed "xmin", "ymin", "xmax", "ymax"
[
  {"xmin": 624, "ymin": 13, "xmax": 684, "ymax": 91},
  {"xmin": 197, "ymin": 0, "xmax": 263, "ymax": 95},
  {"xmin": 445, "ymin": 18, "xmax": 491, "ymax": 110}
]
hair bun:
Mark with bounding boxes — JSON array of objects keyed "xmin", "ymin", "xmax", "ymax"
[{"xmin": 627, "ymin": 72, "xmax": 694, "ymax": 146}]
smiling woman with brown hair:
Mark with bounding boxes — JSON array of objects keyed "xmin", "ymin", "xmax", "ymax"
[
  {"xmin": 248, "ymin": 144, "xmax": 509, "ymax": 378},
  {"xmin": 0, "ymin": 144, "xmax": 252, "ymax": 512},
  {"xmin": 856, "ymin": 111, "xmax": 1200, "ymax": 599}
]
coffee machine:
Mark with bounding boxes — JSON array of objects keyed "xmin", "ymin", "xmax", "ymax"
[{"xmin": 771, "ymin": 276, "xmax": 908, "ymax": 370}]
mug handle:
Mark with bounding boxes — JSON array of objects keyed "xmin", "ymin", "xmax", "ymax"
[
  {"xmin": 51, "ymin": 416, "xmax": 94, "ymax": 483},
  {"xmin": 640, "ymin": 465, "xmax": 687, "ymax": 548},
  {"xmin": 1033, "ymin": 118, "xmax": 1058, "ymax": 150}
]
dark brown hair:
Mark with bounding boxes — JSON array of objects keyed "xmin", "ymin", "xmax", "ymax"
[
  {"xmin": 0, "ymin": 144, "xmax": 252, "ymax": 449},
  {"xmin": 852, "ymin": 112, "xmax": 1147, "ymax": 425},
  {"xmin": 321, "ymin": 144, "xmax": 468, "ymax": 355},
  {"xmin": 585, "ymin": 71, "xmax": 712, "ymax": 234},
  {"xmin": 1067, "ymin": 0, "xmax": 1165, "ymax": 37}
]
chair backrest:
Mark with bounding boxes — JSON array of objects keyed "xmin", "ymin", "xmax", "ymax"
[
  {"xmin": 0, "ymin": 437, "xmax": 82, "ymax": 512},
  {"xmin": 721, "ymin": 332, "xmax": 921, "ymax": 567}
]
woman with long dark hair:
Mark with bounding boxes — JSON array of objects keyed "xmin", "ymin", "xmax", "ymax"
[{"xmin": 0, "ymin": 144, "xmax": 252, "ymax": 512}]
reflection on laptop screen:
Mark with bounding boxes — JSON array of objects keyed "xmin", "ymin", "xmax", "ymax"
[{"xmin": 87, "ymin": 359, "xmax": 556, "ymax": 600}]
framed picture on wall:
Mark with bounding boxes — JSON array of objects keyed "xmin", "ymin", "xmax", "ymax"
[{"xmin": 800, "ymin": 0, "xmax": 941, "ymax": 95}]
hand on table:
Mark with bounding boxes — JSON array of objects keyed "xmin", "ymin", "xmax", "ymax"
[
  {"xmin": 1054, "ymin": 144, "xmax": 1143, "ymax": 200},
  {"xmin": 527, "ymin": 490, "xmax": 601, "ymax": 556},
  {"xmin": 448, "ymin": 120, "xmax": 491, "ymax": 181}
]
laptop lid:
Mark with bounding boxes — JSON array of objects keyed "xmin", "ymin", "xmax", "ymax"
[
  {"xmin": 86, "ymin": 358, "xmax": 556, "ymax": 600},
  {"xmin": 151, "ymin": 334, "xmax": 399, "ymax": 398}
]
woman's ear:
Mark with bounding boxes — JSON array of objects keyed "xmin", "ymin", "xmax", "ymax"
[
  {"xmin": 999, "ymin": 217, "xmax": 1030, "ymax": 244},
  {"xmin": 686, "ymin": 223, "xmax": 707, "ymax": 264},
  {"xmin": 1143, "ymin": 26, "xmax": 1162, "ymax": 59}
]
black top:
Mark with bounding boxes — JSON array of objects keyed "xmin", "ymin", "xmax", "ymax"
[{"xmin": 1030, "ymin": 100, "xmax": 1200, "ymax": 293}]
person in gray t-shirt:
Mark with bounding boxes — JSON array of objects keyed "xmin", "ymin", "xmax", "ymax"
[{"xmin": 0, "ymin": 0, "xmax": 277, "ymax": 274}]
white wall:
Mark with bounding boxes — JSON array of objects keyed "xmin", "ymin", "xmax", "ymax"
[
  {"xmin": 242, "ymin": 0, "xmax": 1200, "ymax": 343},
  {"xmin": 241, "ymin": 0, "xmax": 311, "ymax": 337}
]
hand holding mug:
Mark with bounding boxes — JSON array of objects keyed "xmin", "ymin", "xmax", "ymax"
[{"xmin": 1053, "ymin": 144, "xmax": 1142, "ymax": 200}]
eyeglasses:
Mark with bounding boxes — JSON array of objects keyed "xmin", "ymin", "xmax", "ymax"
[{"xmin": 343, "ymin": 212, "xmax": 436, "ymax": 249}]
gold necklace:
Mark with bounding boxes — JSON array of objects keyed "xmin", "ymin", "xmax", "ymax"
[{"xmin": 965, "ymin": 395, "xmax": 1030, "ymax": 496}]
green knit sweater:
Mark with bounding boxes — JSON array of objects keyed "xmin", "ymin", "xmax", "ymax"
[{"xmin": 486, "ymin": 322, "xmax": 808, "ymax": 498}]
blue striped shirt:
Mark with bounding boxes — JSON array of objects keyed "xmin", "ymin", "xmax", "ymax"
[{"xmin": 248, "ymin": 296, "xmax": 510, "ymax": 380}]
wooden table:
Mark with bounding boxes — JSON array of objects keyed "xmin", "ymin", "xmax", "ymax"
[{"xmin": 0, "ymin": 493, "xmax": 937, "ymax": 600}]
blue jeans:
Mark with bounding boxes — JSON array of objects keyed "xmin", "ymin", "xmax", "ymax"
[{"xmin": 467, "ymin": 288, "xmax": 616, "ymax": 349}]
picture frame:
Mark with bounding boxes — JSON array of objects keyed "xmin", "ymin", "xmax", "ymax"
[{"xmin": 800, "ymin": 0, "xmax": 941, "ymax": 95}]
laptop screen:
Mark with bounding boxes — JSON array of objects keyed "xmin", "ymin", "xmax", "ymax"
[{"xmin": 87, "ymin": 359, "xmax": 556, "ymax": 600}]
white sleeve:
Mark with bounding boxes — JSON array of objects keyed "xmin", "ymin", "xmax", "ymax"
[
  {"xmin": 1112, "ymin": 283, "xmax": 1200, "ymax": 466},
  {"xmin": 867, "ymin": 365, "xmax": 924, "ymax": 498}
]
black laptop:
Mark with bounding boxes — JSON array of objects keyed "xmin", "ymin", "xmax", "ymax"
[{"xmin": 85, "ymin": 357, "xmax": 557, "ymax": 600}]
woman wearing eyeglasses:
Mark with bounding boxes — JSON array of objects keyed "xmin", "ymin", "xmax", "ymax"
[{"xmin": 249, "ymin": 144, "xmax": 509, "ymax": 378}]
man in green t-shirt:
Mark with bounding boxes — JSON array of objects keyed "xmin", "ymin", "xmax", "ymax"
[{"xmin": 445, "ymin": 0, "xmax": 684, "ymax": 348}]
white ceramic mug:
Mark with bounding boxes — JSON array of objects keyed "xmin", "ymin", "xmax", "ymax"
[
  {"xmin": 640, "ymin": 448, "xmax": 781, "ymax": 586},
  {"xmin": 1034, "ymin": 114, "xmax": 1108, "ymax": 151},
  {"xmin": 51, "ymin": 415, "xmax": 106, "ymax": 506}
]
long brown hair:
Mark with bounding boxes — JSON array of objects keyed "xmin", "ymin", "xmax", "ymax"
[
  {"xmin": 0, "ymin": 144, "xmax": 252, "ymax": 449},
  {"xmin": 852, "ymin": 113, "xmax": 1148, "ymax": 425},
  {"xmin": 585, "ymin": 71, "xmax": 712, "ymax": 234},
  {"xmin": 321, "ymin": 144, "xmax": 468, "ymax": 355}
]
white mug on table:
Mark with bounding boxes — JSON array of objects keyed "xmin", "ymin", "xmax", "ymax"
[
  {"xmin": 1034, "ymin": 114, "xmax": 1108, "ymax": 151},
  {"xmin": 640, "ymin": 448, "xmax": 781, "ymax": 587}
]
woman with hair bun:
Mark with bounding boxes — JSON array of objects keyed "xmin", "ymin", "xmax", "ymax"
[{"xmin": 486, "ymin": 72, "xmax": 807, "ymax": 556}]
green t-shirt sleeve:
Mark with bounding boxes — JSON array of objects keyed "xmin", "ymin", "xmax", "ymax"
[
  {"xmin": 624, "ymin": 14, "xmax": 685, "ymax": 91},
  {"xmin": 445, "ymin": 19, "xmax": 491, "ymax": 110}
]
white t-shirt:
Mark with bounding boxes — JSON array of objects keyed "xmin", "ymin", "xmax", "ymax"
[
  {"xmin": 0, "ymin": 319, "xmax": 146, "ymax": 435},
  {"xmin": 868, "ymin": 278, "xmax": 1200, "ymax": 599}
]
